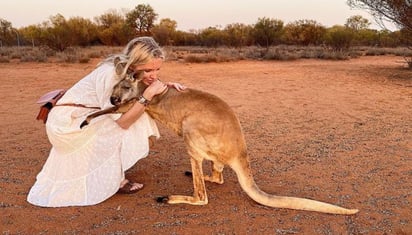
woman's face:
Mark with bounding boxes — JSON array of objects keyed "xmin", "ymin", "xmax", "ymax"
[{"xmin": 133, "ymin": 58, "xmax": 163, "ymax": 85}]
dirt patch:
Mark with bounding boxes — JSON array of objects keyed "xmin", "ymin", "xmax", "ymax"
[{"xmin": 1, "ymin": 56, "xmax": 411, "ymax": 234}]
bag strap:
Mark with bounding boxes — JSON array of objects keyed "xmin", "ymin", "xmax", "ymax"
[
  {"xmin": 36, "ymin": 89, "xmax": 101, "ymax": 123},
  {"xmin": 54, "ymin": 103, "xmax": 100, "ymax": 109}
]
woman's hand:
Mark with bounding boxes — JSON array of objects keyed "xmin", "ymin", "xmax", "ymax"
[
  {"xmin": 167, "ymin": 82, "xmax": 187, "ymax": 92},
  {"xmin": 116, "ymin": 80, "xmax": 165, "ymax": 129},
  {"xmin": 142, "ymin": 80, "xmax": 168, "ymax": 100}
]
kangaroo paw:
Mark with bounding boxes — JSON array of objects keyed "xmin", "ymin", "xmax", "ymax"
[
  {"xmin": 156, "ymin": 196, "xmax": 169, "ymax": 203},
  {"xmin": 80, "ymin": 120, "xmax": 89, "ymax": 129}
]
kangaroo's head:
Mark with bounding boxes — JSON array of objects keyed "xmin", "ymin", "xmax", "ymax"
[{"xmin": 110, "ymin": 56, "xmax": 146, "ymax": 105}]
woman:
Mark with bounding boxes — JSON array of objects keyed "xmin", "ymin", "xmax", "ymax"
[{"xmin": 27, "ymin": 37, "xmax": 185, "ymax": 207}]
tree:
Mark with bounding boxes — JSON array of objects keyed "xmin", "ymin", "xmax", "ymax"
[
  {"xmin": 253, "ymin": 17, "xmax": 284, "ymax": 49},
  {"xmin": 224, "ymin": 23, "xmax": 253, "ymax": 49},
  {"xmin": 283, "ymin": 20, "xmax": 326, "ymax": 46},
  {"xmin": 20, "ymin": 24, "xmax": 42, "ymax": 47},
  {"xmin": 347, "ymin": 0, "xmax": 412, "ymax": 31},
  {"xmin": 348, "ymin": 0, "xmax": 412, "ymax": 69},
  {"xmin": 95, "ymin": 10, "xmax": 133, "ymax": 46},
  {"xmin": 66, "ymin": 17, "xmax": 98, "ymax": 46},
  {"xmin": 345, "ymin": 15, "xmax": 376, "ymax": 46},
  {"xmin": 324, "ymin": 25, "xmax": 355, "ymax": 50},
  {"xmin": 152, "ymin": 18, "xmax": 177, "ymax": 45},
  {"xmin": 126, "ymin": 4, "xmax": 158, "ymax": 36},
  {"xmin": 173, "ymin": 30, "xmax": 199, "ymax": 46},
  {"xmin": 377, "ymin": 29, "xmax": 400, "ymax": 47},
  {"xmin": 39, "ymin": 14, "xmax": 72, "ymax": 51},
  {"xmin": 0, "ymin": 18, "xmax": 14, "ymax": 46},
  {"xmin": 94, "ymin": 9, "xmax": 124, "ymax": 28},
  {"xmin": 345, "ymin": 15, "xmax": 371, "ymax": 30},
  {"xmin": 198, "ymin": 26, "xmax": 225, "ymax": 47}
]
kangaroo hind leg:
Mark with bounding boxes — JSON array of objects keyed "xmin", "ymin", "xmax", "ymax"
[
  {"xmin": 165, "ymin": 156, "xmax": 208, "ymax": 205},
  {"xmin": 204, "ymin": 160, "xmax": 224, "ymax": 184}
]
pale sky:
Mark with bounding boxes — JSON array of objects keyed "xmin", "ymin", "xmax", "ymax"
[{"xmin": 1, "ymin": 0, "xmax": 397, "ymax": 31}]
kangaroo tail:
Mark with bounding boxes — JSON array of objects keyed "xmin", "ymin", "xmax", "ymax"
[{"xmin": 230, "ymin": 158, "xmax": 359, "ymax": 215}]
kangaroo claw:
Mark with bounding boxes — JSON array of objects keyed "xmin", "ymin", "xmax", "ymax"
[
  {"xmin": 156, "ymin": 196, "xmax": 169, "ymax": 203},
  {"xmin": 80, "ymin": 120, "xmax": 89, "ymax": 129}
]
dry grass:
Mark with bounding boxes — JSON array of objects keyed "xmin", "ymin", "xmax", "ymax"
[{"xmin": 0, "ymin": 45, "xmax": 411, "ymax": 68}]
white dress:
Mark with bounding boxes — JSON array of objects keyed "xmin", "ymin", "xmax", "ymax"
[{"xmin": 27, "ymin": 63, "xmax": 159, "ymax": 207}]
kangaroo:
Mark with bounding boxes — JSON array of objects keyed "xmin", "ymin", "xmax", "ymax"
[{"xmin": 81, "ymin": 58, "xmax": 359, "ymax": 215}]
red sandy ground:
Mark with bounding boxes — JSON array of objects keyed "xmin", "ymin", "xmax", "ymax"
[{"xmin": 0, "ymin": 56, "xmax": 411, "ymax": 234}]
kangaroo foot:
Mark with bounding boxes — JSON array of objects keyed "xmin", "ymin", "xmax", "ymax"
[{"xmin": 156, "ymin": 196, "xmax": 169, "ymax": 203}]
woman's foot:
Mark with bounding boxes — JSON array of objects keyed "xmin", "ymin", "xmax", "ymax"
[{"xmin": 117, "ymin": 179, "xmax": 144, "ymax": 194}]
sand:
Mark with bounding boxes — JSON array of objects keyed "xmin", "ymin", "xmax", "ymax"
[{"xmin": 0, "ymin": 56, "xmax": 411, "ymax": 234}]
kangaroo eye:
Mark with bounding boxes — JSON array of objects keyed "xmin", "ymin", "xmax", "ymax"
[
  {"xmin": 126, "ymin": 73, "xmax": 136, "ymax": 81},
  {"xmin": 132, "ymin": 71, "xmax": 143, "ymax": 80},
  {"xmin": 122, "ymin": 85, "xmax": 131, "ymax": 90}
]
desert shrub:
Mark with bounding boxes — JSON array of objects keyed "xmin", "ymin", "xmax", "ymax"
[
  {"xmin": 43, "ymin": 47, "xmax": 57, "ymax": 57},
  {"xmin": 134, "ymin": 45, "xmax": 412, "ymax": 62},
  {"xmin": 184, "ymin": 55, "xmax": 206, "ymax": 63},
  {"xmin": 10, "ymin": 53, "xmax": 22, "ymax": 59},
  {"xmin": 181, "ymin": 47, "xmax": 238, "ymax": 63},
  {"xmin": 364, "ymin": 47, "xmax": 391, "ymax": 56},
  {"xmin": 392, "ymin": 47, "xmax": 412, "ymax": 57},
  {"xmin": 80, "ymin": 46, "xmax": 119, "ymax": 59},
  {"xmin": 19, "ymin": 48, "xmax": 48, "ymax": 62},
  {"xmin": 165, "ymin": 51, "xmax": 178, "ymax": 61},
  {"xmin": 217, "ymin": 48, "xmax": 247, "ymax": 60},
  {"xmin": 184, "ymin": 54, "xmax": 232, "ymax": 63},
  {"xmin": 404, "ymin": 56, "xmax": 412, "ymax": 69},
  {"xmin": 20, "ymin": 54, "xmax": 48, "ymax": 63},
  {"xmin": 92, "ymin": 46, "xmax": 122, "ymax": 58},
  {"xmin": 87, "ymin": 51, "xmax": 102, "ymax": 58},
  {"xmin": 318, "ymin": 50, "xmax": 350, "ymax": 60},
  {"xmin": 55, "ymin": 47, "xmax": 92, "ymax": 63},
  {"xmin": 301, "ymin": 48, "xmax": 321, "ymax": 59},
  {"xmin": 55, "ymin": 52, "xmax": 78, "ymax": 63},
  {"xmin": 242, "ymin": 47, "xmax": 264, "ymax": 60},
  {"xmin": 1, "ymin": 45, "xmax": 410, "ymax": 64},
  {"xmin": 0, "ymin": 47, "xmax": 22, "ymax": 58},
  {"xmin": 263, "ymin": 48, "xmax": 299, "ymax": 61},
  {"xmin": 300, "ymin": 47, "xmax": 324, "ymax": 59},
  {"xmin": 0, "ymin": 48, "xmax": 9, "ymax": 57},
  {"xmin": 348, "ymin": 50, "xmax": 362, "ymax": 58},
  {"xmin": 0, "ymin": 56, "xmax": 10, "ymax": 63},
  {"xmin": 78, "ymin": 55, "xmax": 91, "ymax": 63}
]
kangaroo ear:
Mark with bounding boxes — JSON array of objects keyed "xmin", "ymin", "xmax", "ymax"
[{"xmin": 114, "ymin": 56, "xmax": 127, "ymax": 76}]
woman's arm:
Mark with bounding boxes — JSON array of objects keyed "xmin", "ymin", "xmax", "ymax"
[{"xmin": 115, "ymin": 80, "xmax": 167, "ymax": 129}]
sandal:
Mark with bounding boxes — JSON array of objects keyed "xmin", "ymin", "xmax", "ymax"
[{"xmin": 117, "ymin": 180, "xmax": 144, "ymax": 194}]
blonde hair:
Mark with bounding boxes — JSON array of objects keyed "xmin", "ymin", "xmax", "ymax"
[
  {"xmin": 99, "ymin": 37, "xmax": 165, "ymax": 78},
  {"xmin": 123, "ymin": 37, "xmax": 165, "ymax": 59},
  {"xmin": 117, "ymin": 44, "xmax": 152, "ymax": 78}
]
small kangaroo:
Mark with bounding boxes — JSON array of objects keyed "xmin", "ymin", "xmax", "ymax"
[{"xmin": 81, "ymin": 58, "xmax": 359, "ymax": 215}]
